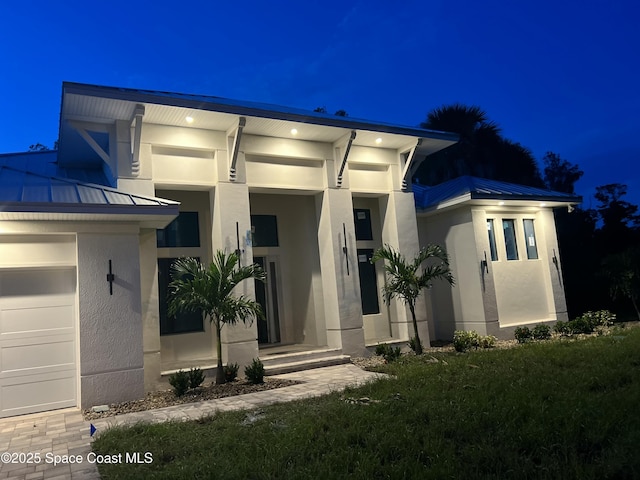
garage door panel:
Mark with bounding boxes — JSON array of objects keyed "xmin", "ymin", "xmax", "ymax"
[
  {"xmin": 1, "ymin": 372, "xmax": 76, "ymax": 416},
  {"xmin": 0, "ymin": 304, "xmax": 75, "ymax": 334},
  {"xmin": 1, "ymin": 336, "xmax": 75, "ymax": 372},
  {"xmin": 0, "ymin": 256, "xmax": 77, "ymax": 418},
  {"xmin": 0, "ymin": 269, "xmax": 76, "ymax": 297}
]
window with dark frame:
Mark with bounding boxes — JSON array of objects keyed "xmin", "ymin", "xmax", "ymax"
[
  {"xmin": 523, "ymin": 219, "xmax": 539, "ymax": 260},
  {"xmin": 502, "ymin": 219, "xmax": 519, "ymax": 260},
  {"xmin": 156, "ymin": 212, "xmax": 200, "ymax": 248},
  {"xmin": 250, "ymin": 215, "xmax": 279, "ymax": 247},
  {"xmin": 487, "ymin": 219, "xmax": 498, "ymax": 261},
  {"xmin": 354, "ymin": 209, "xmax": 373, "ymax": 241},
  {"xmin": 157, "ymin": 257, "xmax": 204, "ymax": 335}
]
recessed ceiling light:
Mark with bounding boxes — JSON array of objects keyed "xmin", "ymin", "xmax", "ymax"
[
  {"xmin": 185, "ymin": 116, "xmax": 194, "ymax": 124},
  {"xmin": 540, "ymin": 202, "xmax": 547, "ymax": 207},
  {"xmin": 498, "ymin": 201, "xmax": 505, "ymax": 206},
  {"xmin": 291, "ymin": 128, "xmax": 298, "ymax": 135},
  {"xmin": 375, "ymin": 138, "xmax": 382, "ymax": 144}
]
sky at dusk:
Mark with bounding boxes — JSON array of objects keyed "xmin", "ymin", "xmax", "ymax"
[{"xmin": 1, "ymin": 0, "xmax": 638, "ymax": 207}]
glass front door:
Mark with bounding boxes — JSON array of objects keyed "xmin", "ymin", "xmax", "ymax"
[{"xmin": 254, "ymin": 256, "xmax": 281, "ymax": 344}]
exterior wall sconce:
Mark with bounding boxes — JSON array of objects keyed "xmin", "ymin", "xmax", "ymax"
[
  {"xmin": 343, "ymin": 223, "xmax": 350, "ymax": 276},
  {"xmin": 107, "ymin": 260, "xmax": 115, "ymax": 295},
  {"xmin": 481, "ymin": 251, "xmax": 489, "ymax": 274}
]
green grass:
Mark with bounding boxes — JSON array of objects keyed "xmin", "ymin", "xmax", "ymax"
[{"xmin": 93, "ymin": 329, "xmax": 640, "ymax": 479}]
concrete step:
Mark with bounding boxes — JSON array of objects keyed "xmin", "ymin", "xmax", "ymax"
[{"xmin": 260, "ymin": 348, "xmax": 351, "ymax": 375}]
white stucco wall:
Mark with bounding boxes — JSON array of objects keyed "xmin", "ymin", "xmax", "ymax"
[{"xmin": 76, "ymin": 230, "xmax": 144, "ymax": 408}]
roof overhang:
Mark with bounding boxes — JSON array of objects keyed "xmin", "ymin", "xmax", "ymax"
[{"xmin": 58, "ymin": 82, "xmax": 458, "ymax": 161}]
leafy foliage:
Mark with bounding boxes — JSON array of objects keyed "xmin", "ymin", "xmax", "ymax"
[
  {"xmin": 168, "ymin": 370, "xmax": 190, "ymax": 397},
  {"xmin": 602, "ymin": 247, "xmax": 640, "ymax": 320},
  {"xmin": 453, "ymin": 330, "xmax": 479, "ymax": 352},
  {"xmin": 514, "ymin": 326, "xmax": 532, "ymax": 344},
  {"xmin": 224, "ymin": 363, "xmax": 239, "ymax": 382},
  {"xmin": 531, "ymin": 324, "xmax": 551, "ymax": 340},
  {"xmin": 408, "ymin": 336, "xmax": 423, "ymax": 354},
  {"xmin": 188, "ymin": 368, "xmax": 205, "ymax": 389},
  {"xmin": 375, "ymin": 344, "xmax": 402, "ymax": 362},
  {"xmin": 372, "ymin": 244, "xmax": 454, "ymax": 354},
  {"xmin": 244, "ymin": 358, "xmax": 265, "ymax": 384},
  {"xmin": 168, "ymin": 251, "xmax": 265, "ymax": 384}
]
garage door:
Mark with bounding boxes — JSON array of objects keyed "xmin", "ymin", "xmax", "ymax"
[{"xmin": 0, "ymin": 268, "xmax": 77, "ymax": 418}]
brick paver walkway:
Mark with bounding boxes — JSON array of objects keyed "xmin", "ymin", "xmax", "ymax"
[{"xmin": 0, "ymin": 364, "xmax": 385, "ymax": 479}]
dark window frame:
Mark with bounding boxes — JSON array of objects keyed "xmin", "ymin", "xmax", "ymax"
[
  {"xmin": 157, "ymin": 257, "xmax": 204, "ymax": 335},
  {"xmin": 502, "ymin": 219, "xmax": 519, "ymax": 261},
  {"xmin": 157, "ymin": 211, "xmax": 201, "ymax": 248}
]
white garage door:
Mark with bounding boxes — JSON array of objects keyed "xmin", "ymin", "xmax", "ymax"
[{"xmin": 0, "ymin": 268, "xmax": 77, "ymax": 418}]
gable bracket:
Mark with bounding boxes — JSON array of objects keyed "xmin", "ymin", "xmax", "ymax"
[
  {"xmin": 68, "ymin": 120, "xmax": 111, "ymax": 165},
  {"xmin": 227, "ymin": 117, "xmax": 246, "ymax": 181},
  {"xmin": 129, "ymin": 104, "xmax": 145, "ymax": 177},
  {"xmin": 400, "ymin": 138, "xmax": 423, "ymax": 191},
  {"xmin": 335, "ymin": 130, "xmax": 357, "ymax": 187}
]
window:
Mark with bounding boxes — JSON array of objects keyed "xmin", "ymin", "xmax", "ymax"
[
  {"xmin": 251, "ymin": 215, "xmax": 279, "ymax": 247},
  {"xmin": 523, "ymin": 219, "xmax": 539, "ymax": 259},
  {"xmin": 487, "ymin": 219, "xmax": 498, "ymax": 261},
  {"xmin": 502, "ymin": 219, "xmax": 519, "ymax": 260},
  {"xmin": 157, "ymin": 258, "xmax": 204, "ymax": 335},
  {"xmin": 353, "ymin": 209, "xmax": 373, "ymax": 241},
  {"xmin": 157, "ymin": 212, "xmax": 200, "ymax": 248}
]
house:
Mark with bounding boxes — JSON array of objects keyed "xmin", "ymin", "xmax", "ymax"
[{"xmin": 0, "ymin": 83, "xmax": 578, "ymax": 418}]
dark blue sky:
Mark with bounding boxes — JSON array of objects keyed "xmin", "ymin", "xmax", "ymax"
[{"xmin": 1, "ymin": 0, "xmax": 638, "ymax": 206}]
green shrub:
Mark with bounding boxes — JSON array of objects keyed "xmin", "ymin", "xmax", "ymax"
[
  {"xmin": 453, "ymin": 330, "xmax": 480, "ymax": 352},
  {"xmin": 224, "ymin": 362, "xmax": 239, "ymax": 382},
  {"xmin": 554, "ymin": 320, "xmax": 571, "ymax": 336},
  {"xmin": 169, "ymin": 370, "xmax": 190, "ymax": 397},
  {"xmin": 532, "ymin": 324, "xmax": 551, "ymax": 340},
  {"xmin": 245, "ymin": 358, "xmax": 265, "ymax": 384},
  {"xmin": 514, "ymin": 326, "xmax": 531, "ymax": 344},
  {"xmin": 568, "ymin": 317, "xmax": 593, "ymax": 334},
  {"xmin": 188, "ymin": 368, "xmax": 205, "ymax": 389},
  {"xmin": 408, "ymin": 336, "xmax": 423, "ymax": 354},
  {"xmin": 478, "ymin": 335, "xmax": 497, "ymax": 349},
  {"xmin": 375, "ymin": 343, "xmax": 402, "ymax": 362}
]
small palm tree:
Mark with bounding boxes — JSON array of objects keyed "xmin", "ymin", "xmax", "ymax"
[
  {"xmin": 168, "ymin": 251, "xmax": 266, "ymax": 384},
  {"xmin": 372, "ymin": 244, "xmax": 454, "ymax": 354}
]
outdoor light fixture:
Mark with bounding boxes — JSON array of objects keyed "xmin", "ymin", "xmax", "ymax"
[
  {"xmin": 375, "ymin": 138, "xmax": 382, "ymax": 144},
  {"xmin": 498, "ymin": 201, "xmax": 505, "ymax": 206},
  {"xmin": 540, "ymin": 202, "xmax": 547, "ymax": 207},
  {"xmin": 106, "ymin": 260, "xmax": 115, "ymax": 295},
  {"xmin": 290, "ymin": 128, "xmax": 298, "ymax": 135},
  {"xmin": 185, "ymin": 116, "xmax": 194, "ymax": 124}
]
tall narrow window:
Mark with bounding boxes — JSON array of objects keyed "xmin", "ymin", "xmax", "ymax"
[
  {"xmin": 487, "ymin": 219, "xmax": 498, "ymax": 261},
  {"xmin": 157, "ymin": 258, "xmax": 204, "ymax": 335},
  {"xmin": 523, "ymin": 219, "xmax": 539, "ymax": 259},
  {"xmin": 353, "ymin": 209, "xmax": 373, "ymax": 241},
  {"xmin": 157, "ymin": 212, "xmax": 200, "ymax": 248},
  {"xmin": 502, "ymin": 219, "xmax": 519, "ymax": 260}
]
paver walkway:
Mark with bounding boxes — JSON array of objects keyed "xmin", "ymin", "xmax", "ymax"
[{"xmin": 0, "ymin": 364, "xmax": 385, "ymax": 479}]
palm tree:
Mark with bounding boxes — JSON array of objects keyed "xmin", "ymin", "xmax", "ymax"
[
  {"xmin": 372, "ymin": 244, "xmax": 454, "ymax": 354},
  {"xmin": 168, "ymin": 251, "xmax": 266, "ymax": 384}
]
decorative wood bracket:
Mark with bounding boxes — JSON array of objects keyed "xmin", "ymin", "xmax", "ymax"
[
  {"xmin": 228, "ymin": 117, "xmax": 246, "ymax": 181},
  {"xmin": 68, "ymin": 120, "xmax": 111, "ymax": 165},
  {"xmin": 400, "ymin": 138, "xmax": 422, "ymax": 191},
  {"xmin": 335, "ymin": 130, "xmax": 356, "ymax": 187},
  {"xmin": 129, "ymin": 104, "xmax": 145, "ymax": 177}
]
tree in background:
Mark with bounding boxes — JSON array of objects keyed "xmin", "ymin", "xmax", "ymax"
[
  {"xmin": 543, "ymin": 152, "xmax": 584, "ymax": 194},
  {"xmin": 594, "ymin": 183, "xmax": 640, "ymax": 253},
  {"xmin": 602, "ymin": 247, "xmax": 640, "ymax": 321},
  {"xmin": 414, "ymin": 104, "xmax": 543, "ymax": 187}
]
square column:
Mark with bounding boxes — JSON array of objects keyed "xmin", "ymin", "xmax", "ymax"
[
  {"xmin": 316, "ymin": 188, "xmax": 367, "ymax": 356},
  {"xmin": 380, "ymin": 191, "xmax": 431, "ymax": 346},
  {"xmin": 209, "ymin": 182, "xmax": 259, "ymax": 370}
]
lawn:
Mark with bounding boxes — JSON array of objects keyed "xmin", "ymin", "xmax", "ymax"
[{"xmin": 93, "ymin": 328, "xmax": 640, "ymax": 479}]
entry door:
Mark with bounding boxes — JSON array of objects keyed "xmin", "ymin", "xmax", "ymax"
[
  {"xmin": 254, "ymin": 257, "xmax": 281, "ymax": 344},
  {"xmin": 357, "ymin": 249, "xmax": 380, "ymax": 315}
]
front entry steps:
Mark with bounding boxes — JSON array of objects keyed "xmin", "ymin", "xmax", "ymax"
[{"xmin": 260, "ymin": 347, "xmax": 351, "ymax": 376}]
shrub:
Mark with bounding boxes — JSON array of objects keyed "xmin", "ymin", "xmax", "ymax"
[
  {"xmin": 554, "ymin": 320, "xmax": 571, "ymax": 336},
  {"xmin": 224, "ymin": 362, "xmax": 239, "ymax": 382},
  {"xmin": 453, "ymin": 330, "xmax": 480, "ymax": 352},
  {"xmin": 568, "ymin": 317, "xmax": 593, "ymax": 334},
  {"xmin": 581, "ymin": 310, "xmax": 616, "ymax": 329},
  {"xmin": 408, "ymin": 336, "xmax": 423, "ymax": 354},
  {"xmin": 169, "ymin": 370, "xmax": 190, "ymax": 397},
  {"xmin": 514, "ymin": 326, "xmax": 531, "ymax": 344},
  {"xmin": 532, "ymin": 324, "xmax": 551, "ymax": 340},
  {"xmin": 375, "ymin": 343, "xmax": 402, "ymax": 362},
  {"xmin": 478, "ymin": 335, "xmax": 497, "ymax": 349},
  {"xmin": 245, "ymin": 358, "xmax": 265, "ymax": 384},
  {"xmin": 188, "ymin": 368, "xmax": 205, "ymax": 389}
]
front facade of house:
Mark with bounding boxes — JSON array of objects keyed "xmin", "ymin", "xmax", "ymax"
[{"xmin": 0, "ymin": 83, "xmax": 577, "ymax": 418}]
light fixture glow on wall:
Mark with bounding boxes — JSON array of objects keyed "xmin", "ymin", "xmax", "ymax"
[
  {"xmin": 290, "ymin": 128, "xmax": 298, "ymax": 135},
  {"xmin": 498, "ymin": 201, "xmax": 505, "ymax": 206},
  {"xmin": 375, "ymin": 138, "xmax": 382, "ymax": 144},
  {"xmin": 185, "ymin": 116, "xmax": 194, "ymax": 124}
]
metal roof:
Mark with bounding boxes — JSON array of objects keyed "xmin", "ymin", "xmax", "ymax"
[
  {"xmin": 0, "ymin": 152, "xmax": 179, "ymax": 223},
  {"xmin": 413, "ymin": 176, "xmax": 582, "ymax": 212}
]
